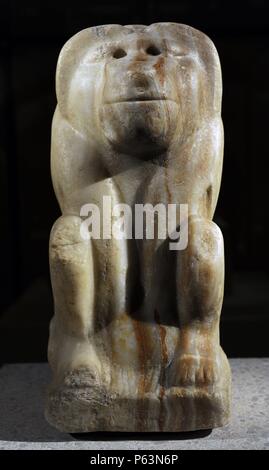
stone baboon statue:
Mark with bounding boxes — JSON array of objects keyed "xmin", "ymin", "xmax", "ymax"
[{"xmin": 46, "ymin": 23, "xmax": 231, "ymax": 432}]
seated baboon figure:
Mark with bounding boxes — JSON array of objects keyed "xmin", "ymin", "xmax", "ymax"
[{"xmin": 46, "ymin": 23, "xmax": 231, "ymax": 432}]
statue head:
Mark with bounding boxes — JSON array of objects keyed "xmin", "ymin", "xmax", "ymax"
[{"xmin": 56, "ymin": 23, "xmax": 222, "ymax": 160}]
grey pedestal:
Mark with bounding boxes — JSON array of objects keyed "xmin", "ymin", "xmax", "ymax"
[{"xmin": 0, "ymin": 359, "xmax": 268, "ymax": 450}]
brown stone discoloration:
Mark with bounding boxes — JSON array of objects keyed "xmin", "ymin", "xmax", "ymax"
[
  {"xmin": 132, "ymin": 317, "xmax": 155, "ymax": 430},
  {"xmin": 158, "ymin": 384, "xmax": 166, "ymax": 431},
  {"xmin": 154, "ymin": 309, "xmax": 168, "ymax": 431},
  {"xmin": 132, "ymin": 316, "xmax": 158, "ymax": 394},
  {"xmin": 154, "ymin": 309, "xmax": 168, "ymax": 370},
  {"xmin": 206, "ymin": 185, "xmax": 213, "ymax": 215},
  {"xmin": 132, "ymin": 318, "xmax": 147, "ymax": 395},
  {"xmin": 153, "ymin": 56, "xmax": 165, "ymax": 87},
  {"xmin": 165, "ymin": 167, "xmax": 173, "ymax": 205}
]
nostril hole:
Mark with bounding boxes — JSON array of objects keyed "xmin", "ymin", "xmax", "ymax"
[
  {"xmin": 113, "ymin": 48, "xmax": 127, "ymax": 59},
  {"xmin": 146, "ymin": 45, "xmax": 161, "ymax": 56}
]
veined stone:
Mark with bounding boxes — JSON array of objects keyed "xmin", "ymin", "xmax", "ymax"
[{"xmin": 45, "ymin": 23, "xmax": 231, "ymax": 433}]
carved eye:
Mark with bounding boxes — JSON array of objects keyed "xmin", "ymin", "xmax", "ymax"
[
  {"xmin": 113, "ymin": 48, "xmax": 127, "ymax": 59},
  {"xmin": 146, "ymin": 45, "xmax": 161, "ymax": 56}
]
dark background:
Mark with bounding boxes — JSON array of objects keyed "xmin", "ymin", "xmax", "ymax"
[{"xmin": 1, "ymin": 0, "xmax": 269, "ymax": 361}]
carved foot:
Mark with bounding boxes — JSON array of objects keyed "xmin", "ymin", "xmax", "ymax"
[{"xmin": 171, "ymin": 353, "xmax": 220, "ymax": 387}]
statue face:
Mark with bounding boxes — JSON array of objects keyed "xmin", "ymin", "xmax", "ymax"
[
  {"xmin": 63, "ymin": 25, "xmax": 216, "ymax": 159},
  {"xmin": 99, "ymin": 33, "xmax": 200, "ymax": 157}
]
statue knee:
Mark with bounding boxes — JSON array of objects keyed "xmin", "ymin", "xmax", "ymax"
[
  {"xmin": 50, "ymin": 215, "xmax": 83, "ymax": 247},
  {"xmin": 187, "ymin": 216, "xmax": 224, "ymax": 277},
  {"xmin": 49, "ymin": 215, "xmax": 89, "ymax": 268}
]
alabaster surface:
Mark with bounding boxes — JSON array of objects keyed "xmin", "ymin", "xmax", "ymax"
[{"xmin": 45, "ymin": 23, "xmax": 231, "ymax": 432}]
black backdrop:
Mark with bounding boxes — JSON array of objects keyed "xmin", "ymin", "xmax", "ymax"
[{"xmin": 1, "ymin": 0, "xmax": 269, "ymax": 361}]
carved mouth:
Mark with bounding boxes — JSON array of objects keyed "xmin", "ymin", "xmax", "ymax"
[{"xmin": 106, "ymin": 97, "xmax": 178, "ymax": 104}]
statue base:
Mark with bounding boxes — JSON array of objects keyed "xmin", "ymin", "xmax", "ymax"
[{"xmin": 45, "ymin": 354, "xmax": 231, "ymax": 433}]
